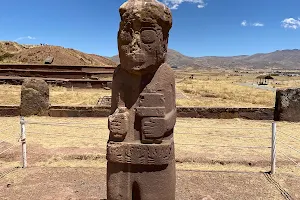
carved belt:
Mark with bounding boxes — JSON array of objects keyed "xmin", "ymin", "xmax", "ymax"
[{"xmin": 106, "ymin": 140, "xmax": 174, "ymax": 165}]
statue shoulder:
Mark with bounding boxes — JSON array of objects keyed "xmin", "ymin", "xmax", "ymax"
[
  {"xmin": 157, "ymin": 63, "xmax": 175, "ymax": 77},
  {"xmin": 113, "ymin": 64, "xmax": 128, "ymax": 80},
  {"xmin": 160, "ymin": 62, "xmax": 172, "ymax": 69},
  {"xmin": 113, "ymin": 64, "xmax": 122, "ymax": 77}
]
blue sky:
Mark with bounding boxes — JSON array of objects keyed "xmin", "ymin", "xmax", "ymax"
[{"xmin": 0, "ymin": 0, "xmax": 299, "ymax": 57}]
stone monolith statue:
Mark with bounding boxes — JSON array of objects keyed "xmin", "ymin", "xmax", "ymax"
[
  {"xmin": 274, "ymin": 88, "xmax": 300, "ymax": 122},
  {"xmin": 106, "ymin": 0, "xmax": 176, "ymax": 199},
  {"xmin": 20, "ymin": 78, "xmax": 50, "ymax": 116}
]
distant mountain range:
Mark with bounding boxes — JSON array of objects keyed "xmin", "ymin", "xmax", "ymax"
[
  {"xmin": 110, "ymin": 49, "xmax": 300, "ymax": 70},
  {"xmin": 2, "ymin": 41, "xmax": 300, "ymax": 70}
]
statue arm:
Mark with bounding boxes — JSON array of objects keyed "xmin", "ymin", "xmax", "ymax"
[
  {"xmin": 136, "ymin": 95, "xmax": 176, "ymax": 141},
  {"xmin": 108, "ymin": 66, "xmax": 129, "ymax": 142},
  {"xmin": 164, "ymin": 108, "xmax": 176, "ymax": 135},
  {"xmin": 164, "ymin": 69, "xmax": 176, "ymax": 136},
  {"xmin": 110, "ymin": 65, "xmax": 121, "ymax": 114}
]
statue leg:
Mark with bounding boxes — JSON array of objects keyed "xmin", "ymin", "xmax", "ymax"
[
  {"xmin": 107, "ymin": 162, "xmax": 134, "ymax": 200},
  {"xmin": 137, "ymin": 161, "xmax": 176, "ymax": 200},
  {"xmin": 107, "ymin": 161, "xmax": 175, "ymax": 200}
]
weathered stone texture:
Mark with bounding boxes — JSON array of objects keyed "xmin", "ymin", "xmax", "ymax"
[
  {"xmin": 107, "ymin": 141, "xmax": 174, "ymax": 165},
  {"xmin": 106, "ymin": 0, "xmax": 176, "ymax": 199},
  {"xmin": 274, "ymin": 88, "xmax": 300, "ymax": 121},
  {"xmin": 20, "ymin": 78, "xmax": 49, "ymax": 116},
  {"xmin": 107, "ymin": 161, "xmax": 176, "ymax": 200}
]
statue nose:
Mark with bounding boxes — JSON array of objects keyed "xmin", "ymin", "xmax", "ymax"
[{"xmin": 130, "ymin": 33, "xmax": 141, "ymax": 52}]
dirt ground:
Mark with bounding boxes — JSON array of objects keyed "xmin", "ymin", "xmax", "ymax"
[
  {"xmin": 0, "ymin": 117, "xmax": 300, "ymax": 199},
  {"xmin": 1, "ymin": 166, "xmax": 299, "ymax": 200}
]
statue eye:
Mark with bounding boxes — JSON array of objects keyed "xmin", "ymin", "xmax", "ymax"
[
  {"xmin": 140, "ymin": 30, "xmax": 156, "ymax": 44},
  {"xmin": 119, "ymin": 31, "xmax": 132, "ymax": 44}
]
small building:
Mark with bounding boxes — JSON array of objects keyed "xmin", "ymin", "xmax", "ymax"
[{"xmin": 256, "ymin": 75, "xmax": 274, "ymax": 85}]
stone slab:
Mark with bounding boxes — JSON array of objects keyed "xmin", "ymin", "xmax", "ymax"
[{"xmin": 274, "ymin": 88, "xmax": 300, "ymax": 121}]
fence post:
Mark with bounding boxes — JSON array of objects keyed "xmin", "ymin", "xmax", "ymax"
[
  {"xmin": 20, "ymin": 116, "xmax": 27, "ymax": 168},
  {"xmin": 271, "ymin": 121, "xmax": 276, "ymax": 174}
]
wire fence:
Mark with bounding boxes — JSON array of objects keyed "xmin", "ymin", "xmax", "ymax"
[
  {"xmin": 1, "ymin": 117, "xmax": 299, "ymax": 177},
  {"xmin": 0, "ymin": 124, "xmax": 21, "ymax": 180},
  {"xmin": 20, "ymin": 117, "xmax": 275, "ymax": 173},
  {"xmin": 276, "ymin": 127, "xmax": 300, "ymax": 169},
  {"xmin": 174, "ymin": 122, "xmax": 275, "ymax": 173}
]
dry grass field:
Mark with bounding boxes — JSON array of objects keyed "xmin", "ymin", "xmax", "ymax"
[
  {"xmin": 176, "ymin": 70, "xmax": 300, "ymax": 107},
  {"xmin": 2, "ymin": 70, "xmax": 300, "ymax": 107},
  {"xmin": 0, "ymin": 117, "xmax": 299, "ymax": 199},
  {"xmin": 0, "ymin": 84, "xmax": 111, "ymax": 106},
  {"xmin": 176, "ymin": 78, "xmax": 275, "ymax": 107}
]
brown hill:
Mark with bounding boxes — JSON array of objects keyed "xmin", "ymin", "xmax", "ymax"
[{"xmin": 0, "ymin": 41, "xmax": 117, "ymax": 66}]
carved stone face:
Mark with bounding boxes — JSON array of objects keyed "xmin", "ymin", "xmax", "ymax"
[{"xmin": 118, "ymin": 15, "xmax": 168, "ymax": 74}]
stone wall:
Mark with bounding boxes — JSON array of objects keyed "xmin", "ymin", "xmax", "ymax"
[
  {"xmin": 177, "ymin": 107, "xmax": 274, "ymax": 120},
  {"xmin": 49, "ymin": 105, "xmax": 111, "ymax": 117},
  {"xmin": 0, "ymin": 106, "xmax": 20, "ymax": 116},
  {"xmin": 0, "ymin": 105, "xmax": 274, "ymax": 120}
]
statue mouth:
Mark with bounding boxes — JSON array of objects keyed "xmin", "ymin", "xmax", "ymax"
[{"xmin": 127, "ymin": 53, "xmax": 145, "ymax": 63}]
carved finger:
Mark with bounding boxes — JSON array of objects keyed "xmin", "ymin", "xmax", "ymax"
[
  {"xmin": 144, "ymin": 121, "xmax": 155, "ymax": 126},
  {"xmin": 144, "ymin": 134, "xmax": 155, "ymax": 138},
  {"xmin": 143, "ymin": 129, "xmax": 150, "ymax": 133}
]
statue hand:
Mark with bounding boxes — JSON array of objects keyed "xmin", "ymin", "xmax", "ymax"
[
  {"xmin": 108, "ymin": 109, "xmax": 129, "ymax": 142},
  {"xmin": 141, "ymin": 117, "xmax": 165, "ymax": 143}
]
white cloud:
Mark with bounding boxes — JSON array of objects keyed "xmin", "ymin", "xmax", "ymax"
[
  {"xmin": 281, "ymin": 18, "xmax": 300, "ymax": 29},
  {"xmin": 197, "ymin": 4, "xmax": 205, "ymax": 8},
  {"xmin": 161, "ymin": 0, "xmax": 206, "ymax": 10},
  {"xmin": 241, "ymin": 20, "xmax": 247, "ymax": 26},
  {"xmin": 15, "ymin": 36, "xmax": 36, "ymax": 41},
  {"xmin": 252, "ymin": 22, "xmax": 264, "ymax": 27},
  {"xmin": 241, "ymin": 20, "xmax": 264, "ymax": 27}
]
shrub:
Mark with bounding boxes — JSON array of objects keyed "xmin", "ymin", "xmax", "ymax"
[{"xmin": 0, "ymin": 53, "xmax": 14, "ymax": 61}]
